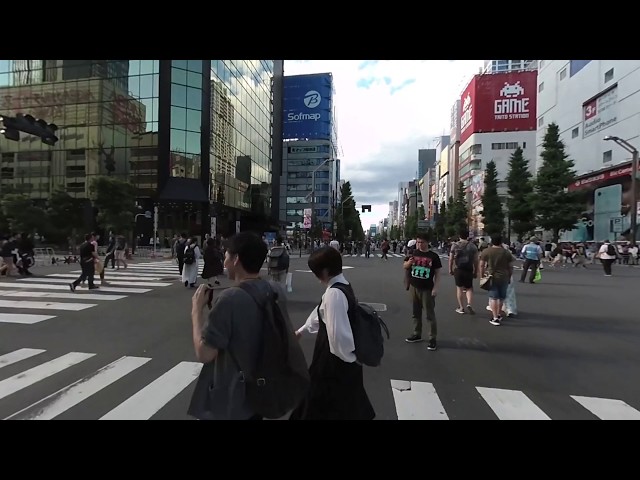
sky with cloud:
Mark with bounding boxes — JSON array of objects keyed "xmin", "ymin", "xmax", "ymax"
[{"xmin": 283, "ymin": 60, "xmax": 485, "ymax": 232}]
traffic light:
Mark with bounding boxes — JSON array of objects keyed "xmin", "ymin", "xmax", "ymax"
[
  {"xmin": 0, "ymin": 113, "xmax": 59, "ymax": 145},
  {"xmin": 361, "ymin": 204, "xmax": 371, "ymax": 213}
]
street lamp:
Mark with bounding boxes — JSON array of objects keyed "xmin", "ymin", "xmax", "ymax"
[
  {"xmin": 604, "ymin": 135, "xmax": 638, "ymax": 246},
  {"xmin": 310, "ymin": 158, "xmax": 335, "ymax": 247}
]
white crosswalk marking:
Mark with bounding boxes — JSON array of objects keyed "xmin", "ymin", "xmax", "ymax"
[
  {"xmin": 0, "ymin": 313, "xmax": 57, "ymax": 324},
  {"xmin": 571, "ymin": 395, "xmax": 640, "ymax": 420},
  {"xmin": 0, "ymin": 348, "xmax": 45, "ymax": 369},
  {"xmin": 49, "ymin": 274, "xmax": 167, "ymax": 281},
  {"xmin": 0, "ymin": 299, "xmax": 97, "ymax": 311},
  {"xmin": 18, "ymin": 278, "xmax": 171, "ymax": 287},
  {"xmin": 100, "ymin": 361, "xmax": 202, "ymax": 420},
  {"xmin": 0, "ymin": 282, "xmax": 151, "ymax": 294},
  {"xmin": 391, "ymin": 380, "xmax": 449, "ymax": 420},
  {"xmin": 0, "ymin": 290, "xmax": 126, "ymax": 301},
  {"xmin": 476, "ymin": 387, "xmax": 551, "ymax": 420},
  {"xmin": 6, "ymin": 356, "xmax": 152, "ymax": 420}
]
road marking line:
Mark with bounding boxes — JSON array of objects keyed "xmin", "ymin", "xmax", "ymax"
[
  {"xmin": 476, "ymin": 387, "xmax": 551, "ymax": 420},
  {"xmin": 69, "ymin": 271, "xmax": 169, "ymax": 277},
  {"xmin": 0, "ymin": 290, "xmax": 126, "ymax": 301},
  {"xmin": 361, "ymin": 302, "xmax": 387, "ymax": 311},
  {"xmin": 571, "ymin": 395, "xmax": 640, "ymax": 420},
  {"xmin": 49, "ymin": 274, "xmax": 165, "ymax": 281},
  {"xmin": 0, "ymin": 348, "xmax": 46, "ymax": 369},
  {"xmin": 18, "ymin": 278, "xmax": 171, "ymax": 287},
  {"xmin": 100, "ymin": 361, "xmax": 203, "ymax": 420},
  {"xmin": 0, "ymin": 299, "xmax": 97, "ymax": 311},
  {"xmin": 0, "ymin": 282, "xmax": 151, "ymax": 294},
  {"xmin": 0, "ymin": 352, "xmax": 95, "ymax": 400},
  {"xmin": 391, "ymin": 380, "xmax": 449, "ymax": 420},
  {"xmin": 6, "ymin": 356, "xmax": 152, "ymax": 420},
  {"xmin": 0, "ymin": 313, "xmax": 57, "ymax": 324}
]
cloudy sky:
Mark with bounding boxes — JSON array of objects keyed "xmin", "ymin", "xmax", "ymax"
[{"xmin": 283, "ymin": 60, "xmax": 485, "ymax": 230}]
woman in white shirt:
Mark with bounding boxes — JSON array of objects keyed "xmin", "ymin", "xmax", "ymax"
[{"xmin": 290, "ymin": 246, "xmax": 375, "ymax": 420}]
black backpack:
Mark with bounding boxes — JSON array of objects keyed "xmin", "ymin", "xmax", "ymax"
[
  {"xmin": 606, "ymin": 243, "xmax": 616, "ymax": 256},
  {"xmin": 454, "ymin": 241, "xmax": 475, "ymax": 270},
  {"xmin": 328, "ymin": 283, "xmax": 390, "ymax": 367},
  {"xmin": 232, "ymin": 281, "xmax": 310, "ymax": 419},
  {"xmin": 183, "ymin": 247, "xmax": 195, "ymax": 265}
]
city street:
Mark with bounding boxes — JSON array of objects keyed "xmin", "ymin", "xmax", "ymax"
[{"xmin": 0, "ymin": 254, "xmax": 639, "ymax": 420}]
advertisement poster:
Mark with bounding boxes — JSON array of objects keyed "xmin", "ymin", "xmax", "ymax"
[
  {"xmin": 303, "ymin": 208, "xmax": 312, "ymax": 229},
  {"xmin": 283, "ymin": 73, "xmax": 333, "ymax": 140},
  {"xmin": 565, "ymin": 162, "xmax": 640, "ymax": 242},
  {"xmin": 582, "ymin": 86, "xmax": 618, "ymax": 138},
  {"xmin": 470, "ymin": 172, "xmax": 485, "ymax": 204}
]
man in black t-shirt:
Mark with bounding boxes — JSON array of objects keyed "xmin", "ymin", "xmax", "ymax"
[
  {"xmin": 70, "ymin": 233, "xmax": 99, "ymax": 291},
  {"xmin": 403, "ymin": 232, "xmax": 442, "ymax": 350}
]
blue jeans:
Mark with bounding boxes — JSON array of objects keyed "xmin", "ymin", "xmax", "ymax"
[{"xmin": 488, "ymin": 280, "xmax": 509, "ymax": 300}]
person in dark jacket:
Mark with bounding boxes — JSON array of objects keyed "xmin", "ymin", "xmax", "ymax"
[
  {"xmin": 174, "ymin": 233, "xmax": 187, "ymax": 276},
  {"xmin": 201, "ymin": 237, "xmax": 224, "ymax": 309},
  {"xmin": 291, "ymin": 246, "xmax": 375, "ymax": 420},
  {"xmin": 17, "ymin": 232, "xmax": 35, "ymax": 276}
]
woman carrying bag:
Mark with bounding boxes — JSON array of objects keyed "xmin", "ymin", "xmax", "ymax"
[{"xmin": 201, "ymin": 238, "xmax": 224, "ymax": 309}]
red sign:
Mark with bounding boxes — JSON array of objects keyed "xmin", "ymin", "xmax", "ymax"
[
  {"xmin": 568, "ymin": 162, "xmax": 640, "ymax": 191},
  {"xmin": 459, "ymin": 71, "xmax": 537, "ymax": 144}
]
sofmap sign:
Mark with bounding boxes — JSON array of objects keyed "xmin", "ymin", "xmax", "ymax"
[
  {"xmin": 459, "ymin": 71, "xmax": 537, "ymax": 144},
  {"xmin": 283, "ymin": 73, "xmax": 332, "ymax": 140}
]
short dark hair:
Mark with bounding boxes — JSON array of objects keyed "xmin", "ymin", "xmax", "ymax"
[
  {"xmin": 491, "ymin": 235, "xmax": 502, "ymax": 246},
  {"xmin": 459, "ymin": 229, "xmax": 469, "ymax": 240},
  {"xmin": 84, "ymin": 233, "xmax": 92, "ymax": 241},
  {"xmin": 416, "ymin": 232, "xmax": 430, "ymax": 242},
  {"xmin": 308, "ymin": 246, "xmax": 342, "ymax": 278},
  {"xmin": 225, "ymin": 232, "xmax": 268, "ymax": 274}
]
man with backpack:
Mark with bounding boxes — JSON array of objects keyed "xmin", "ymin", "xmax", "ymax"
[
  {"xmin": 267, "ymin": 236, "xmax": 291, "ymax": 292},
  {"xmin": 448, "ymin": 229, "xmax": 479, "ymax": 315},
  {"xmin": 596, "ymin": 239, "xmax": 618, "ymax": 276},
  {"xmin": 187, "ymin": 232, "xmax": 309, "ymax": 420}
]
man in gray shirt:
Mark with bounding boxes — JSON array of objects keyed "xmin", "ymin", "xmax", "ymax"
[{"xmin": 188, "ymin": 231, "xmax": 291, "ymax": 420}]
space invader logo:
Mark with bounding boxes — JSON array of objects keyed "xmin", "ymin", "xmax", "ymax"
[
  {"xmin": 500, "ymin": 81, "xmax": 525, "ymax": 98},
  {"xmin": 495, "ymin": 81, "xmax": 530, "ymax": 120}
]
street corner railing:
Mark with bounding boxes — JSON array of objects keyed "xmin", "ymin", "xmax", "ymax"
[
  {"xmin": 33, "ymin": 247, "xmax": 56, "ymax": 267},
  {"xmin": 133, "ymin": 246, "xmax": 172, "ymax": 259}
]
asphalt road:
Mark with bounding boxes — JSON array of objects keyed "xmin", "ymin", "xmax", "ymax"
[{"xmin": 0, "ymin": 254, "xmax": 639, "ymax": 420}]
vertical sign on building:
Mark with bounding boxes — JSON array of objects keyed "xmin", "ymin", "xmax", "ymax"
[
  {"xmin": 303, "ymin": 208, "xmax": 312, "ymax": 229},
  {"xmin": 449, "ymin": 99, "xmax": 461, "ymax": 143},
  {"xmin": 459, "ymin": 77, "xmax": 477, "ymax": 144},
  {"xmin": 283, "ymin": 73, "xmax": 333, "ymax": 140}
]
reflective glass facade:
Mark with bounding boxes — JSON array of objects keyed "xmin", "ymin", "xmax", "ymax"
[
  {"xmin": 0, "ymin": 59, "xmax": 281, "ymax": 237},
  {"xmin": 0, "ymin": 60, "xmax": 160, "ymax": 199}
]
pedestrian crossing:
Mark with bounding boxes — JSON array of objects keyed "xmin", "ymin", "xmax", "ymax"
[
  {"xmin": 342, "ymin": 253, "xmax": 450, "ymax": 259},
  {"xmin": 0, "ymin": 260, "xmax": 194, "ymax": 325},
  {"xmin": 1, "ymin": 345, "xmax": 638, "ymax": 420},
  {"xmin": 390, "ymin": 380, "xmax": 640, "ymax": 420}
]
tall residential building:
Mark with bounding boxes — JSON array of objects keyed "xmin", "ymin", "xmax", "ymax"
[
  {"xmin": 280, "ymin": 73, "xmax": 339, "ymax": 234},
  {"xmin": 0, "ymin": 59, "xmax": 283, "ymax": 240},
  {"xmin": 536, "ymin": 60, "xmax": 640, "ymax": 243}
]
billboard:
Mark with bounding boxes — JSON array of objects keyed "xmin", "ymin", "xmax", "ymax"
[
  {"xmin": 459, "ymin": 71, "xmax": 538, "ymax": 145},
  {"xmin": 565, "ymin": 162, "xmax": 640, "ymax": 242},
  {"xmin": 283, "ymin": 73, "xmax": 332, "ymax": 140},
  {"xmin": 303, "ymin": 208, "xmax": 312, "ymax": 229},
  {"xmin": 471, "ymin": 172, "xmax": 485, "ymax": 204},
  {"xmin": 582, "ymin": 85, "xmax": 618, "ymax": 138},
  {"xmin": 449, "ymin": 99, "xmax": 461, "ymax": 143}
]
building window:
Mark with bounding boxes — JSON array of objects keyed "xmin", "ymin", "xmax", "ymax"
[
  {"xmin": 603, "ymin": 150, "xmax": 612, "ymax": 163},
  {"xmin": 559, "ymin": 68, "xmax": 567, "ymax": 80},
  {"xmin": 572, "ymin": 127, "xmax": 579, "ymax": 138},
  {"xmin": 538, "ymin": 116, "xmax": 544, "ymax": 127},
  {"xmin": 471, "ymin": 144, "xmax": 482, "ymax": 154},
  {"xmin": 538, "ymin": 82, "xmax": 544, "ymax": 92},
  {"xmin": 605, "ymin": 68, "xmax": 614, "ymax": 82},
  {"xmin": 522, "ymin": 142, "xmax": 527, "ymax": 148}
]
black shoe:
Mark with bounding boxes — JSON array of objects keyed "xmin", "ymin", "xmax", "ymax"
[
  {"xmin": 489, "ymin": 316, "xmax": 502, "ymax": 326},
  {"xmin": 427, "ymin": 339, "xmax": 437, "ymax": 351},
  {"xmin": 69, "ymin": 283, "xmax": 76, "ymax": 292},
  {"xmin": 405, "ymin": 334, "xmax": 423, "ymax": 343}
]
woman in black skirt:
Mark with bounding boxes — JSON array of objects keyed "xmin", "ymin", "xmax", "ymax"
[{"xmin": 290, "ymin": 246, "xmax": 375, "ymax": 420}]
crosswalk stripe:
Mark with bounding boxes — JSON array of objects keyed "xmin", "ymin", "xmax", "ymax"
[
  {"xmin": 0, "ymin": 348, "xmax": 46, "ymax": 369},
  {"xmin": 476, "ymin": 387, "xmax": 551, "ymax": 420},
  {"xmin": 48, "ymin": 274, "xmax": 167, "ymax": 281},
  {"xmin": 0, "ymin": 313, "xmax": 57, "ymax": 324},
  {"xmin": 100, "ymin": 361, "xmax": 202, "ymax": 420},
  {"xmin": 391, "ymin": 380, "xmax": 449, "ymax": 420},
  {"xmin": 6, "ymin": 356, "xmax": 152, "ymax": 420},
  {"xmin": 0, "ymin": 282, "xmax": 151, "ymax": 294},
  {"xmin": 0, "ymin": 299, "xmax": 97, "ymax": 311},
  {"xmin": 0, "ymin": 352, "xmax": 95, "ymax": 400},
  {"xmin": 70, "ymin": 271, "xmax": 170, "ymax": 277},
  {"xmin": 0, "ymin": 290, "xmax": 126, "ymax": 301},
  {"xmin": 18, "ymin": 278, "xmax": 171, "ymax": 287},
  {"xmin": 571, "ymin": 395, "xmax": 640, "ymax": 420}
]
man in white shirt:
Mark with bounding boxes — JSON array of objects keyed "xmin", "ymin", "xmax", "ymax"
[
  {"xmin": 597, "ymin": 239, "xmax": 617, "ymax": 276},
  {"xmin": 329, "ymin": 238, "xmax": 340, "ymax": 251}
]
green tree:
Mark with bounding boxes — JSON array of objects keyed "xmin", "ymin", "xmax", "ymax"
[
  {"xmin": 445, "ymin": 196, "xmax": 457, "ymax": 238},
  {"xmin": 336, "ymin": 181, "xmax": 365, "ymax": 242},
  {"xmin": 404, "ymin": 213, "xmax": 417, "ymax": 239},
  {"xmin": 89, "ymin": 176, "xmax": 138, "ymax": 234},
  {"xmin": 0, "ymin": 193, "xmax": 47, "ymax": 234},
  {"xmin": 418, "ymin": 204, "xmax": 426, "ymax": 220},
  {"xmin": 46, "ymin": 188, "xmax": 87, "ymax": 244},
  {"xmin": 435, "ymin": 201, "xmax": 446, "ymax": 240},
  {"xmin": 481, "ymin": 161, "xmax": 504, "ymax": 237},
  {"xmin": 449, "ymin": 182, "xmax": 469, "ymax": 235},
  {"xmin": 506, "ymin": 147, "xmax": 536, "ymax": 241},
  {"xmin": 532, "ymin": 123, "xmax": 584, "ymax": 242}
]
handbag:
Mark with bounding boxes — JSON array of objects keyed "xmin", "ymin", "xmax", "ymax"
[{"xmin": 479, "ymin": 275, "xmax": 493, "ymax": 291}]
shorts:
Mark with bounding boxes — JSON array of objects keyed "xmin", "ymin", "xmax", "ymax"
[
  {"xmin": 454, "ymin": 269, "xmax": 474, "ymax": 289},
  {"xmin": 488, "ymin": 280, "xmax": 509, "ymax": 301}
]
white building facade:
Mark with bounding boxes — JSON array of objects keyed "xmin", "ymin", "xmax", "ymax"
[{"xmin": 535, "ymin": 60, "xmax": 640, "ymax": 175}]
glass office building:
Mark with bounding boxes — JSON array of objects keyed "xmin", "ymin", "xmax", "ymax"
[{"xmin": 0, "ymin": 59, "xmax": 283, "ymax": 240}]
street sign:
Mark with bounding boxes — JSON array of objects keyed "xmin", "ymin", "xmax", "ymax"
[
  {"xmin": 417, "ymin": 220, "xmax": 430, "ymax": 230},
  {"xmin": 611, "ymin": 216, "xmax": 623, "ymax": 233}
]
